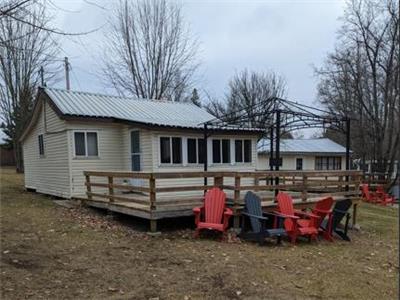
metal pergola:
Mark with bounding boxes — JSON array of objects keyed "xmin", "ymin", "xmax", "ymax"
[{"xmin": 200, "ymin": 97, "xmax": 351, "ymax": 187}]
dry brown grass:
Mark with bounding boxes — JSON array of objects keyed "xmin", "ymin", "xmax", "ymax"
[{"xmin": 1, "ymin": 167, "xmax": 398, "ymax": 299}]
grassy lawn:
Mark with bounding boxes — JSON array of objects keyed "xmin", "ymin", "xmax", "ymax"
[{"xmin": 1, "ymin": 167, "xmax": 398, "ymax": 299}]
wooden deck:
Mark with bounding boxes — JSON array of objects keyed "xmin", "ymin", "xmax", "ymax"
[{"xmin": 77, "ymin": 170, "xmax": 363, "ymax": 231}]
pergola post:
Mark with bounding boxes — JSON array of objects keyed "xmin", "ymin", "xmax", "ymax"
[
  {"xmin": 269, "ymin": 125, "xmax": 274, "ymax": 185},
  {"xmin": 274, "ymin": 110, "xmax": 281, "ymax": 196},
  {"xmin": 203, "ymin": 123, "xmax": 208, "ymax": 187},
  {"xmin": 345, "ymin": 118, "xmax": 351, "ymax": 191}
]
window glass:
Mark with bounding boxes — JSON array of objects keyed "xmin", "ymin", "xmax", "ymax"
[
  {"xmin": 131, "ymin": 131, "xmax": 140, "ymax": 153},
  {"xmin": 222, "ymin": 139, "xmax": 230, "ymax": 163},
  {"xmin": 244, "ymin": 140, "xmax": 251, "ymax": 162},
  {"xmin": 198, "ymin": 138, "xmax": 205, "ymax": 164},
  {"xmin": 296, "ymin": 158, "xmax": 303, "ymax": 170},
  {"xmin": 160, "ymin": 137, "xmax": 171, "ymax": 163},
  {"xmin": 87, "ymin": 132, "xmax": 98, "ymax": 156},
  {"xmin": 172, "ymin": 137, "xmax": 182, "ymax": 164},
  {"xmin": 132, "ymin": 154, "xmax": 141, "ymax": 171},
  {"xmin": 235, "ymin": 140, "xmax": 243, "ymax": 162},
  {"xmin": 187, "ymin": 138, "xmax": 197, "ymax": 164},
  {"xmin": 38, "ymin": 134, "xmax": 44, "ymax": 156},
  {"xmin": 74, "ymin": 132, "xmax": 86, "ymax": 156},
  {"xmin": 212, "ymin": 140, "xmax": 221, "ymax": 163}
]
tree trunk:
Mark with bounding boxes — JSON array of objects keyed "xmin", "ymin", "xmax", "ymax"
[{"xmin": 14, "ymin": 141, "xmax": 24, "ymax": 173}]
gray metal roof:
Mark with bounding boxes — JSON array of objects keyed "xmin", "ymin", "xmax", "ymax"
[
  {"xmin": 257, "ymin": 138, "xmax": 348, "ymax": 154},
  {"xmin": 44, "ymin": 87, "xmax": 217, "ymax": 129}
]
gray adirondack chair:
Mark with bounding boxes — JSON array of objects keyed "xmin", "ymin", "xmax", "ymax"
[
  {"xmin": 240, "ymin": 191, "xmax": 287, "ymax": 245},
  {"xmin": 321, "ymin": 199, "xmax": 352, "ymax": 241}
]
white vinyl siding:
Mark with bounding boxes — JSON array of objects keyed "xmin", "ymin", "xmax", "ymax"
[{"xmin": 22, "ymin": 100, "xmax": 70, "ymax": 198}]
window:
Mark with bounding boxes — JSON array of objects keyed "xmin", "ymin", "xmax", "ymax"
[
  {"xmin": 160, "ymin": 137, "xmax": 182, "ymax": 164},
  {"xmin": 198, "ymin": 139, "xmax": 205, "ymax": 164},
  {"xmin": 235, "ymin": 139, "xmax": 252, "ymax": 163},
  {"xmin": 244, "ymin": 140, "xmax": 251, "ymax": 163},
  {"xmin": 187, "ymin": 138, "xmax": 197, "ymax": 164},
  {"xmin": 187, "ymin": 138, "xmax": 206, "ymax": 164},
  {"xmin": 222, "ymin": 139, "xmax": 230, "ymax": 163},
  {"xmin": 315, "ymin": 156, "xmax": 342, "ymax": 170},
  {"xmin": 172, "ymin": 137, "xmax": 182, "ymax": 164},
  {"xmin": 38, "ymin": 134, "xmax": 44, "ymax": 156},
  {"xmin": 235, "ymin": 140, "xmax": 242, "ymax": 162},
  {"xmin": 212, "ymin": 140, "xmax": 221, "ymax": 163},
  {"xmin": 212, "ymin": 139, "xmax": 231, "ymax": 164},
  {"xmin": 160, "ymin": 137, "xmax": 171, "ymax": 163},
  {"xmin": 131, "ymin": 131, "xmax": 141, "ymax": 171},
  {"xmin": 296, "ymin": 158, "xmax": 303, "ymax": 170},
  {"xmin": 74, "ymin": 132, "xmax": 98, "ymax": 157}
]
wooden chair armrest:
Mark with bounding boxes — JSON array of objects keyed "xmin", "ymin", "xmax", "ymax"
[
  {"xmin": 274, "ymin": 212, "xmax": 299, "ymax": 219},
  {"xmin": 312, "ymin": 208, "xmax": 332, "ymax": 214},
  {"xmin": 224, "ymin": 208, "xmax": 233, "ymax": 216},
  {"xmin": 242, "ymin": 212, "xmax": 268, "ymax": 220},
  {"xmin": 294, "ymin": 210, "xmax": 319, "ymax": 219}
]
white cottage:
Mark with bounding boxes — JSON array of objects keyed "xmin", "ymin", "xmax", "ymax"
[
  {"xmin": 257, "ymin": 138, "xmax": 348, "ymax": 171},
  {"xmin": 20, "ymin": 87, "xmax": 261, "ymax": 199}
]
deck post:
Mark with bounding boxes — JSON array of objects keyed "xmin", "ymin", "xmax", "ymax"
[
  {"xmin": 149, "ymin": 174, "xmax": 156, "ymax": 210},
  {"xmin": 352, "ymin": 203, "xmax": 358, "ymax": 228},
  {"xmin": 233, "ymin": 175, "xmax": 241, "ymax": 229},
  {"xmin": 150, "ymin": 219, "xmax": 157, "ymax": 233},
  {"xmin": 214, "ymin": 175, "xmax": 223, "ymax": 188},
  {"xmin": 301, "ymin": 174, "xmax": 308, "ymax": 201},
  {"xmin": 108, "ymin": 176, "xmax": 114, "ymax": 202},
  {"xmin": 85, "ymin": 174, "xmax": 92, "ymax": 201}
]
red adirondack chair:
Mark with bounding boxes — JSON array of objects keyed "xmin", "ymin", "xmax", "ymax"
[
  {"xmin": 275, "ymin": 192, "xmax": 319, "ymax": 244},
  {"xmin": 311, "ymin": 197, "xmax": 334, "ymax": 241},
  {"xmin": 193, "ymin": 187, "xmax": 233, "ymax": 238},
  {"xmin": 361, "ymin": 184, "xmax": 384, "ymax": 204},
  {"xmin": 376, "ymin": 185, "xmax": 395, "ymax": 206}
]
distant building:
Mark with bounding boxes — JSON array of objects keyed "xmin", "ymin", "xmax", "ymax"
[{"xmin": 257, "ymin": 138, "xmax": 348, "ymax": 171}]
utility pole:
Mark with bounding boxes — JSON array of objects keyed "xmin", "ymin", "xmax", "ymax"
[
  {"xmin": 64, "ymin": 57, "xmax": 70, "ymax": 90},
  {"xmin": 39, "ymin": 66, "xmax": 45, "ymax": 87}
]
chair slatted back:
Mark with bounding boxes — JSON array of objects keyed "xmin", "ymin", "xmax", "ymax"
[
  {"xmin": 313, "ymin": 197, "xmax": 333, "ymax": 228},
  {"xmin": 276, "ymin": 192, "xmax": 295, "ymax": 231},
  {"xmin": 244, "ymin": 191, "xmax": 263, "ymax": 233},
  {"xmin": 332, "ymin": 199, "xmax": 352, "ymax": 229},
  {"xmin": 204, "ymin": 188, "xmax": 226, "ymax": 224}
]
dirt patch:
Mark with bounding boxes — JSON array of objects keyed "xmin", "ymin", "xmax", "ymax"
[{"xmin": 0, "ymin": 167, "xmax": 398, "ymax": 299}]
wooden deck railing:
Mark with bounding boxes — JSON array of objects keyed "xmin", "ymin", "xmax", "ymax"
[{"xmin": 84, "ymin": 170, "xmax": 362, "ymax": 208}]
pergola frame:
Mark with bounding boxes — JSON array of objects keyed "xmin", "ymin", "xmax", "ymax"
[{"xmin": 200, "ymin": 97, "xmax": 352, "ymax": 189}]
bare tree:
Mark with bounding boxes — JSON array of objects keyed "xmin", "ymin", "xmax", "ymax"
[
  {"xmin": 206, "ymin": 69, "xmax": 287, "ymax": 126},
  {"xmin": 0, "ymin": 0, "xmax": 102, "ymax": 39},
  {"xmin": 103, "ymin": 0, "xmax": 199, "ymax": 101},
  {"xmin": 0, "ymin": 4, "xmax": 58, "ymax": 172},
  {"xmin": 316, "ymin": 0, "xmax": 399, "ymax": 179}
]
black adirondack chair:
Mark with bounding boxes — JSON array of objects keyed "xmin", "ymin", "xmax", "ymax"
[
  {"xmin": 321, "ymin": 199, "xmax": 352, "ymax": 241},
  {"xmin": 240, "ymin": 191, "xmax": 287, "ymax": 245}
]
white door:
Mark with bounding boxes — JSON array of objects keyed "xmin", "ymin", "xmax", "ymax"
[{"xmin": 130, "ymin": 131, "xmax": 142, "ymax": 187}]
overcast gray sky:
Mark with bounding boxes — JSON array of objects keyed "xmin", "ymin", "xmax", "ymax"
[
  {"xmin": 51, "ymin": 0, "xmax": 346, "ymax": 103},
  {"xmin": 1, "ymin": 0, "xmax": 347, "ymax": 142}
]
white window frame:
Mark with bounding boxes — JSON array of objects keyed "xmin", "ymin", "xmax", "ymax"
[
  {"xmin": 234, "ymin": 139, "xmax": 252, "ymax": 164},
  {"xmin": 159, "ymin": 136, "xmax": 183, "ymax": 166},
  {"xmin": 72, "ymin": 130, "xmax": 99, "ymax": 158},
  {"xmin": 38, "ymin": 133, "xmax": 45, "ymax": 157}
]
